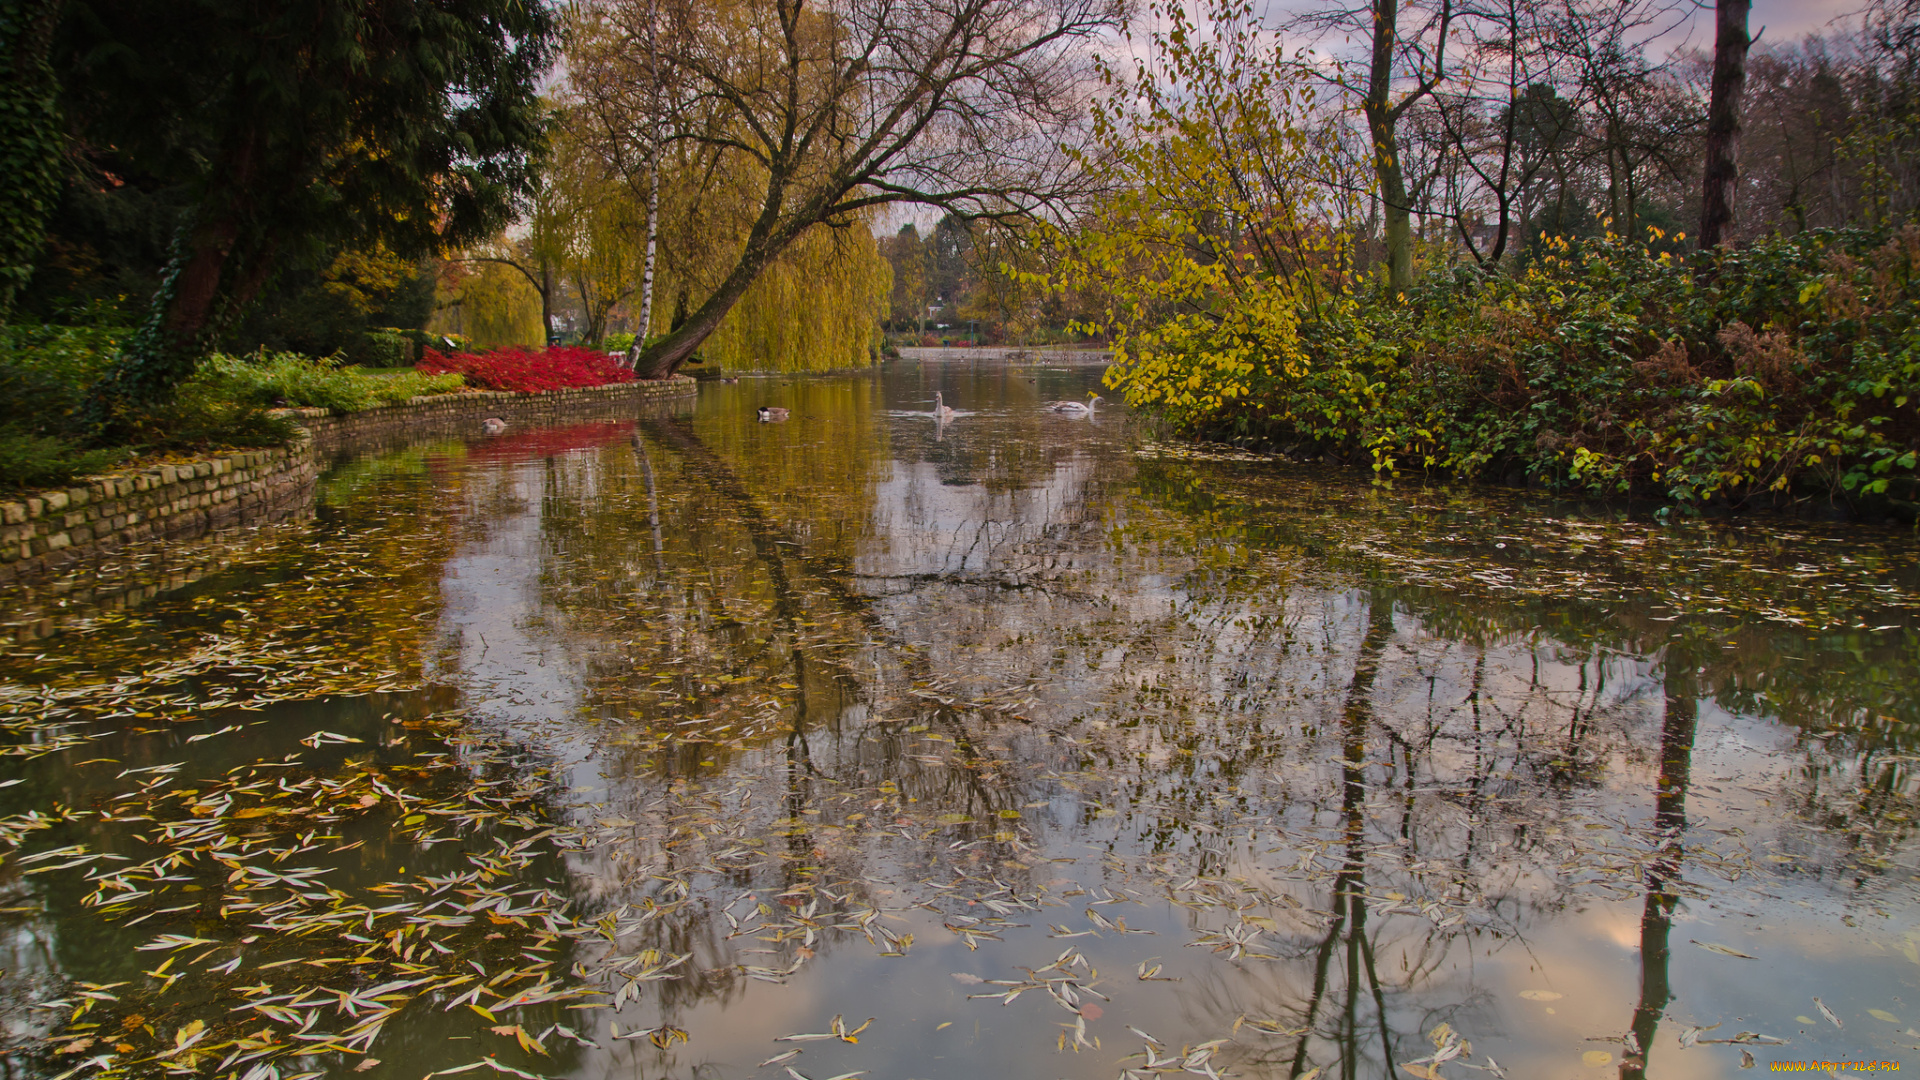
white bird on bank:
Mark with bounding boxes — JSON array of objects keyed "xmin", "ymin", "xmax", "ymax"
[
  {"xmin": 480, "ymin": 417, "xmax": 508, "ymax": 435},
  {"xmin": 933, "ymin": 391, "xmax": 955, "ymax": 420},
  {"xmin": 1046, "ymin": 394, "xmax": 1102, "ymax": 416}
]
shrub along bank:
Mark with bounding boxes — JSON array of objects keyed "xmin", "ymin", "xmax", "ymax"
[
  {"xmin": 0, "ymin": 330, "xmax": 463, "ymax": 492},
  {"xmin": 1109, "ymin": 228, "xmax": 1920, "ymax": 515}
]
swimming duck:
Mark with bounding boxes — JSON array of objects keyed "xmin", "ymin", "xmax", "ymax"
[
  {"xmin": 480, "ymin": 417, "xmax": 508, "ymax": 435},
  {"xmin": 758, "ymin": 406, "xmax": 789, "ymax": 422}
]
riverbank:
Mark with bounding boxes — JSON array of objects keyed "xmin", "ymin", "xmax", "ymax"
[{"xmin": 0, "ymin": 376, "xmax": 698, "ymax": 588}]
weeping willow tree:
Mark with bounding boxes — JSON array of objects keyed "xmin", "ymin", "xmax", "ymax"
[
  {"xmin": 686, "ymin": 221, "xmax": 890, "ymax": 372},
  {"xmin": 427, "ymin": 259, "xmax": 544, "ymax": 348}
]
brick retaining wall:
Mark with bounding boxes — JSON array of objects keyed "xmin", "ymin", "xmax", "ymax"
[
  {"xmin": 290, "ymin": 375, "xmax": 700, "ymax": 457},
  {"xmin": 0, "ymin": 376, "xmax": 698, "ymax": 589},
  {"xmin": 0, "ymin": 442, "xmax": 319, "ymax": 588}
]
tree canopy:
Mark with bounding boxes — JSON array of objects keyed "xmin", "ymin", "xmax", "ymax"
[{"xmin": 55, "ymin": 0, "xmax": 556, "ymax": 410}]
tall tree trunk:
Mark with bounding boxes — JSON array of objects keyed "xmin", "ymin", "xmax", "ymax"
[
  {"xmin": 92, "ymin": 129, "xmax": 262, "ymax": 418},
  {"xmin": 1366, "ymin": 106, "xmax": 1415, "ymax": 296},
  {"xmin": 539, "ymin": 261, "xmax": 555, "ymax": 344},
  {"xmin": 1362, "ymin": 0, "xmax": 1435, "ymax": 297},
  {"xmin": 639, "ymin": 164, "xmax": 658, "ymax": 341},
  {"xmin": 625, "ymin": 0, "xmax": 662, "ymax": 370},
  {"xmin": 1699, "ymin": 0, "xmax": 1751, "ymax": 250}
]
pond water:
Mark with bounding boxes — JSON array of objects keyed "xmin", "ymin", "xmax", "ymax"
[{"xmin": 1, "ymin": 357, "xmax": 1918, "ymax": 1080}]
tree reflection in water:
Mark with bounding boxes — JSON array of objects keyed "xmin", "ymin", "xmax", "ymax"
[
  {"xmin": 1619, "ymin": 658, "xmax": 1696, "ymax": 1080},
  {"xmin": 0, "ymin": 364, "xmax": 1914, "ymax": 1080}
]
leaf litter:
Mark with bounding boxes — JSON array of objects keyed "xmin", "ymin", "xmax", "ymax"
[{"xmin": 0, "ymin": 395, "xmax": 1915, "ymax": 1080}]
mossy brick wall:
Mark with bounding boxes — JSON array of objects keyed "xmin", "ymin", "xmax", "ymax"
[
  {"xmin": 0, "ymin": 443, "xmax": 319, "ymax": 586},
  {"xmin": 0, "ymin": 376, "xmax": 699, "ymax": 588},
  {"xmin": 291, "ymin": 376, "xmax": 699, "ymax": 456}
]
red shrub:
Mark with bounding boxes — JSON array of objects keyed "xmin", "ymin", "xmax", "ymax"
[{"xmin": 417, "ymin": 345, "xmax": 635, "ymax": 393}]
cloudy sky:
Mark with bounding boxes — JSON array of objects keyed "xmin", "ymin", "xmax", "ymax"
[
  {"xmin": 1663, "ymin": 0, "xmax": 1866, "ymax": 53},
  {"xmin": 1260, "ymin": 0, "xmax": 1871, "ymax": 56}
]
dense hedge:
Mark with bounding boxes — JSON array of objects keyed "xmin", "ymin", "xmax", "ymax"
[{"xmin": 1118, "ymin": 228, "xmax": 1920, "ymax": 513}]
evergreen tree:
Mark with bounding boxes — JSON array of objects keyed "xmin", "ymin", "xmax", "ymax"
[{"xmin": 57, "ymin": 0, "xmax": 555, "ymax": 415}]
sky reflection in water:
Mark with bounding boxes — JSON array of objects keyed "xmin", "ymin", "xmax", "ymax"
[{"xmin": 0, "ymin": 357, "xmax": 1916, "ymax": 1080}]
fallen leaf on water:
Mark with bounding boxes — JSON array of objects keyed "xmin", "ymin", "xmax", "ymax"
[
  {"xmin": 356, "ymin": 1059, "xmax": 381, "ymax": 1072},
  {"xmin": 1583, "ymin": 1051, "xmax": 1614, "ymax": 1067},
  {"xmin": 1691, "ymin": 940, "xmax": 1758, "ymax": 959},
  {"xmin": 1868, "ymin": 1009, "xmax": 1899, "ymax": 1023},
  {"xmin": 1518, "ymin": 990, "xmax": 1563, "ymax": 1001}
]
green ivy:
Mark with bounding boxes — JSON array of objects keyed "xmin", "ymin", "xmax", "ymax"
[{"xmin": 0, "ymin": 0, "xmax": 65, "ymax": 319}]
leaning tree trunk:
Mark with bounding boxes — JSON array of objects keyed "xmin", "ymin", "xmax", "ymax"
[
  {"xmin": 630, "ymin": 254, "xmax": 767, "ymax": 379},
  {"xmin": 1699, "ymin": 0, "xmax": 1750, "ymax": 251}
]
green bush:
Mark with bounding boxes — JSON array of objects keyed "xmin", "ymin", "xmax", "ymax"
[
  {"xmin": 602, "ymin": 332, "xmax": 635, "ymax": 354},
  {"xmin": 0, "ymin": 430, "xmax": 125, "ymax": 490},
  {"xmin": 189, "ymin": 350, "xmax": 464, "ymax": 413},
  {"xmin": 0, "ymin": 331, "xmax": 467, "ymax": 492},
  {"xmin": 2, "ymin": 322, "xmax": 124, "ymax": 389},
  {"xmin": 1175, "ymin": 227, "xmax": 1920, "ymax": 512},
  {"xmin": 0, "ymin": 324, "xmax": 128, "ymax": 490},
  {"xmin": 361, "ymin": 329, "xmax": 413, "ymax": 368}
]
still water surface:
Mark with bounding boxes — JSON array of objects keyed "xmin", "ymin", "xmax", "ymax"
[{"xmin": 1, "ymin": 357, "xmax": 1917, "ymax": 1080}]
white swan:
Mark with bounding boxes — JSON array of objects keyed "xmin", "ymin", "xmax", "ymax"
[
  {"xmin": 1046, "ymin": 394, "xmax": 1102, "ymax": 416},
  {"xmin": 933, "ymin": 391, "xmax": 955, "ymax": 419}
]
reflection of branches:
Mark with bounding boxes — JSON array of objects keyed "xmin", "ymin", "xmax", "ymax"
[{"xmin": 852, "ymin": 567, "xmax": 1101, "ymax": 605}]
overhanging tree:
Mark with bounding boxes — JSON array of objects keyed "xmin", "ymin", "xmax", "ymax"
[
  {"xmin": 574, "ymin": 0, "xmax": 1126, "ymax": 380},
  {"xmin": 60, "ymin": 0, "xmax": 555, "ymax": 415}
]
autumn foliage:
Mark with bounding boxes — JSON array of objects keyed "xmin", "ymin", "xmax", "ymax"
[{"xmin": 416, "ymin": 345, "xmax": 634, "ymax": 393}]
